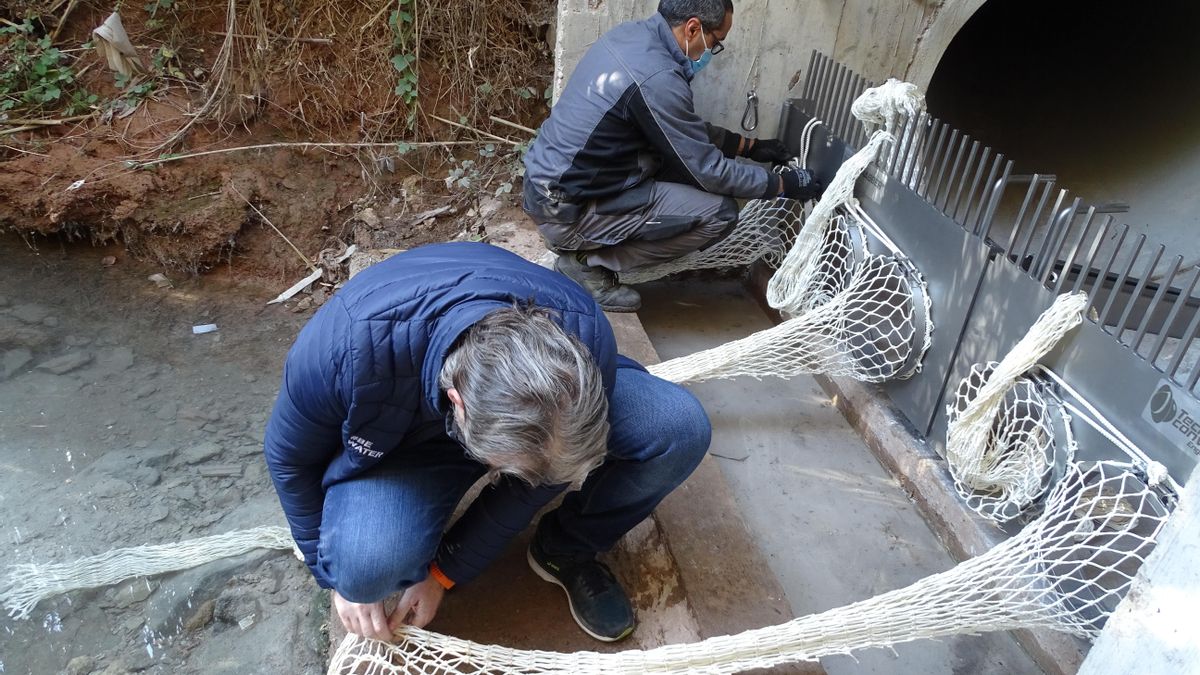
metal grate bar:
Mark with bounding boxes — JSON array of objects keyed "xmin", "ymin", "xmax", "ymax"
[
  {"xmin": 1116, "ymin": 244, "xmax": 1165, "ymax": 339},
  {"xmin": 1070, "ymin": 214, "xmax": 1111, "ymax": 295},
  {"xmin": 1037, "ymin": 197, "xmax": 1082, "ymax": 283},
  {"xmin": 1004, "ymin": 176, "xmax": 1046, "ymax": 254},
  {"xmin": 1085, "ymin": 220, "xmax": 1126, "ymax": 310},
  {"xmin": 1099, "ymin": 233, "xmax": 1147, "ymax": 331},
  {"xmin": 976, "ymin": 159, "xmax": 1014, "ymax": 238},
  {"xmin": 901, "ymin": 114, "xmax": 929, "ymax": 188},
  {"xmin": 948, "ymin": 140, "xmax": 980, "ymax": 221},
  {"xmin": 935, "ymin": 133, "xmax": 971, "ymax": 213},
  {"xmin": 1133, "ymin": 255, "xmax": 1183, "ymax": 353},
  {"xmin": 1054, "ymin": 206, "xmax": 1099, "ymax": 295},
  {"xmin": 930, "ymin": 128, "xmax": 961, "ymax": 208},
  {"xmin": 1167, "ymin": 269, "xmax": 1200, "ymax": 378},
  {"xmin": 959, "ymin": 146, "xmax": 992, "ymax": 228},
  {"xmin": 1014, "ymin": 184, "xmax": 1062, "ymax": 266},
  {"xmin": 919, "ymin": 120, "xmax": 949, "ymax": 199},
  {"xmin": 1149, "ymin": 265, "xmax": 1200, "ymax": 367},
  {"xmin": 802, "ymin": 51, "xmax": 820, "ymax": 101}
]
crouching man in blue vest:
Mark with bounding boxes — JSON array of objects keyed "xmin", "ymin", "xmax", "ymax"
[{"xmin": 263, "ymin": 242, "xmax": 710, "ymax": 643}]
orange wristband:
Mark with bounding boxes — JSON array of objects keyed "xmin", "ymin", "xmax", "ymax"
[{"xmin": 429, "ymin": 562, "xmax": 455, "ymax": 590}]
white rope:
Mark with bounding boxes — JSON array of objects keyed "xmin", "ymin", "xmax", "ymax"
[
  {"xmin": 850, "ymin": 78, "xmax": 925, "ymax": 136},
  {"xmin": 945, "ymin": 293, "xmax": 1090, "ymax": 523},
  {"xmin": 766, "ymin": 130, "xmax": 893, "ymax": 315},
  {"xmin": 326, "ymin": 460, "xmax": 1168, "ymax": 674},
  {"xmin": 0, "ymin": 526, "xmax": 297, "ymax": 620}
]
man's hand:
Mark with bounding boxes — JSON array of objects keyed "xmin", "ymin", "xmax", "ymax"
[
  {"xmin": 745, "ymin": 139, "xmax": 793, "ymax": 165},
  {"xmin": 333, "ymin": 574, "xmax": 445, "ymax": 642},
  {"xmin": 779, "ymin": 167, "xmax": 824, "ymax": 202},
  {"xmin": 333, "ymin": 591, "xmax": 394, "ymax": 642},
  {"xmin": 388, "ymin": 574, "xmax": 445, "ymax": 632}
]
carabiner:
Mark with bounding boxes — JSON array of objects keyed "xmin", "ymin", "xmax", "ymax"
[{"xmin": 741, "ymin": 90, "xmax": 759, "ymax": 132}]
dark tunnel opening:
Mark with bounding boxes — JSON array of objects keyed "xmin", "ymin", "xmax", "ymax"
[{"xmin": 926, "ymin": 0, "xmax": 1200, "ymax": 262}]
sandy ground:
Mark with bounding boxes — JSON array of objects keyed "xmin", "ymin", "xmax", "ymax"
[{"xmin": 0, "ymin": 202, "xmax": 543, "ymax": 675}]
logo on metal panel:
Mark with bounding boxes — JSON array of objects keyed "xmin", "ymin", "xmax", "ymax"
[{"xmin": 1142, "ymin": 380, "xmax": 1200, "ymax": 457}]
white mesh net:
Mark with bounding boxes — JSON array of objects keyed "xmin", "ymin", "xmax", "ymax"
[
  {"xmin": 947, "ymin": 363, "xmax": 1076, "ymax": 523},
  {"xmin": 649, "ymin": 251, "xmax": 928, "ymax": 385},
  {"xmin": 945, "ymin": 293, "xmax": 1090, "ymax": 524},
  {"xmin": 619, "ymin": 198, "xmax": 806, "ymax": 285},
  {"xmin": 0, "ymin": 526, "xmax": 296, "ymax": 620},
  {"xmin": 325, "ymin": 460, "xmax": 1169, "ymax": 675}
]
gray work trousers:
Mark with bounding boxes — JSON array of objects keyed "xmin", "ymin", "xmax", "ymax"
[{"xmin": 534, "ymin": 180, "xmax": 739, "ymax": 273}]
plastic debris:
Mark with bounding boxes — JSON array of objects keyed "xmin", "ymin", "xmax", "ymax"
[
  {"xmin": 92, "ymin": 13, "xmax": 143, "ymax": 77},
  {"xmin": 192, "ymin": 324, "xmax": 218, "ymax": 335},
  {"xmin": 267, "ymin": 268, "xmax": 323, "ymax": 305}
]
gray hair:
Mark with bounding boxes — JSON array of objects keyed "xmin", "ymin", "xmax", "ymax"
[
  {"xmin": 658, "ymin": 0, "xmax": 733, "ymax": 31},
  {"xmin": 439, "ymin": 305, "xmax": 610, "ymax": 487}
]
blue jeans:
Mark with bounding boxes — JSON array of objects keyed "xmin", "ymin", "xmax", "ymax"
[{"xmin": 318, "ymin": 363, "xmax": 710, "ymax": 602}]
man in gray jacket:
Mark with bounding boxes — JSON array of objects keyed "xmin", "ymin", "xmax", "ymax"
[{"xmin": 523, "ymin": 0, "xmax": 821, "ymax": 312}]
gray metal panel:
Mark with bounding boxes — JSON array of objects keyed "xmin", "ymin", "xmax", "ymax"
[
  {"xmin": 778, "ymin": 103, "xmax": 993, "ymax": 437},
  {"xmin": 930, "ymin": 260, "xmax": 1200, "ymax": 486},
  {"xmin": 857, "ymin": 167, "xmax": 994, "ymax": 438}
]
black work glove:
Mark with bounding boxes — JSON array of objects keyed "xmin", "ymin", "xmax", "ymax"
[
  {"xmin": 745, "ymin": 139, "xmax": 793, "ymax": 165},
  {"xmin": 778, "ymin": 167, "xmax": 823, "ymax": 201}
]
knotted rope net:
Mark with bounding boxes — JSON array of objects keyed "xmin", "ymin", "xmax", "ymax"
[
  {"xmin": 649, "ymin": 232, "xmax": 928, "ymax": 384},
  {"xmin": 0, "ymin": 526, "xmax": 296, "ymax": 620},
  {"xmin": 619, "ymin": 198, "xmax": 806, "ymax": 285},
  {"xmin": 325, "ymin": 459, "xmax": 1169, "ymax": 675},
  {"xmin": 945, "ymin": 292, "xmax": 1089, "ymax": 524}
]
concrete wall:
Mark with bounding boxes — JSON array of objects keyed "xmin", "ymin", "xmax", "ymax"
[
  {"xmin": 1077, "ymin": 468, "xmax": 1200, "ymax": 675},
  {"xmin": 553, "ymin": 0, "xmax": 986, "ymax": 137}
]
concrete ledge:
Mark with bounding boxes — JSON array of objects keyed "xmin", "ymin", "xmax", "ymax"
[
  {"xmin": 607, "ymin": 312, "xmax": 823, "ymax": 674},
  {"xmin": 813, "ymin": 373, "xmax": 1088, "ymax": 675}
]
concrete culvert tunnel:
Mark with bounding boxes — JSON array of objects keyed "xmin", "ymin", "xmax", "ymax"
[{"xmin": 925, "ymin": 0, "xmax": 1200, "ymax": 265}]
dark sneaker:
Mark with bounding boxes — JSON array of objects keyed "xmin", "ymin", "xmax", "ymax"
[
  {"xmin": 553, "ymin": 253, "xmax": 642, "ymax": 313},
  {"xmin": 527, "ymin": 538, "xmax": 636, "ymax": 642}
]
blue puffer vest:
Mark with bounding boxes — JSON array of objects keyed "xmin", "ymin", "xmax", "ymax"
[{"xmin": 263, "ymin": 242, "xmax": 620, "ymax": 587}]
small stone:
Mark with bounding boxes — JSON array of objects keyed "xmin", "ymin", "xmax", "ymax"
[
  {"xmin": 183, "ymin": 599, "xmax": 215, "ymax": 631},
  {"xmin": 209, "ymin": 487, "xmax": 241, "ymax": 509},
  {"xmin": 0, "ymin": 317, "xmax": 50, "ymax": 349},
  {"xmin": 154, "ymin": 402, "xmax": 178, "ymax": 421},
  {"xmin": 113, "ymin": 578, "xmax": 158, "ymax": 608},
  {"xmin": 146, "ymin": 503, "xmax": 169, "ymax": 522},
  {"xmin": 36, "ymin": 351, "xmax": 93, "ymax": 375},
  {"xmin": 133, "ymin": 382, "xmax": 158, "ymax": 399},
  {"xmin": 101, "ymin": 255, "xmax": 117, "ymax": 266},
  {"xmin": 91, "ymin": 477, "xmax": 133, "ymax": 498},
  {"xmin": 180, "ymin": 441, "xmax": 222, "ymax": 465},
  {"xmin": 107, "ymin": 347, "xmax": 135, "ymax": 371},
  {"xmin": 357, "ymin": 207, "xmax": 381, "ymax": 229},
  {"xmin": 66, "ymin": 655, "xmax": 95, "ymax": 675},
  {"xmin": 42, "ymin": 316, "xmax": 59, "ymax": 328},
  {"xmin": 130, "ymin": 466, "xmax": 161, "ymax": 487},
  {"xmin": 243, "ymin": 374, "xmax": 257, "ymax": 383},
  {"xmin": 173, "ymin": 484, "xmax": 198, "ymax": 504},
  {"xmin": 214, "ymin": 588, "xmax": 260, "ymax": 626},
  {"xmin": 139, "ymin": 446, "xmax": 175, "ymax": 468},
  {"xmin": 10, "ymin": 304, "xmax": 50, "ymax": 325},
  {"xmin": 235, "ymin": 444, "xmax": 262, "ymax": 458},
  {"xmin": 2, "ymin": 348, "xmax": 32, "ymax": 379},
  {"xmin": 180, "ymin": 407, "xmax": 220, "ymax": 423},
  {"xmin": 65, "ymin": 335, "xmax": 92, "ymax": 347},
  {"xmin": 148, "ymin": 273, "xmax": 172, "ymax": 289}
]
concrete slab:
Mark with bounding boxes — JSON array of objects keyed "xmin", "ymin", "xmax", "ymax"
[{"xmin": 637, "ymin": 278, "xmax": 1044, "ymax": 675}]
